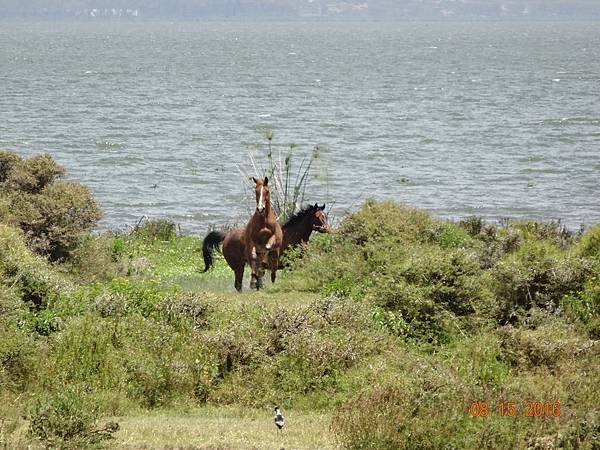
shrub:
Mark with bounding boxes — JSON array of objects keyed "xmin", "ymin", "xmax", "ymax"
[
  {"xmin": 68, "ymin": 233, "xmax": 127, "ymax": 282},
  {"xmin": 208, "ymin": 298, "xmax": 384, "ymax": 408},
  {"xmin": 0, "ymin": 151, "xmax": 64, "ymax": 194},
  {"xmin": 0, "ymin": 224, "xmax": 70, "ymax": 309},
  {"xmin": 498, "ymin": 321, "xmax": 591, "ymax": 371},
  {"xmin": 107, "ymin": 277, "xmax": 169, "ymax": 318},
  {"xmin": 46, "ymin": 314, "xmax": 123, "ymax": 388},
  {"xmin": 329, "ymin": 375, "xmax": 515, "ymax": 450},
  {"xmin": 279, "ymin": 201, "xmax": 498, "ymax": 343},
  {"xmin": 0, "ymin": 151, "xmax": 101, "ymax": 260},
  {"xmin": 158, "ymin": 292, "xmax": 212, "ymax": 331},
  {"xmin": 492, "ymin": 240, "xmax": 594, "ymax": 323},
  {"xmin": 338, "ymin": 200, "xmax": 437, "ymax": 246},
  {"xmin": 119, "ymin": 316, "xmax": 216, "ymax": 407},
  {"xmin": 0, "ymin": 321, "xmax": 36, "ymax": 392},
  {"xmin": 28, "ymin": 385, "xmax": 117, "ymax": 448},
  {"xmin": 510, "ymin": 220, "xmax": 574, "ymax": 249},
  {"xmin": 576, "ymin": 224, "xmax": 600, "ymax": 260},
  {"xmin": 563, "ymin": 274, "xmax": 600, "ymax": 339},
  {"xmin": 132, "ymin": 219, "xmax": 177, "ymax": 242}
]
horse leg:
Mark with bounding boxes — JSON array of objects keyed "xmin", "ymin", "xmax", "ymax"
[
  {"xmin": 265, "ymin": 234, "xmax": 278, "ymax": 250},
  {"xmin": 268, "ymin": 251, "xmax": 279, "ymax": 283},
  {"xmin": 249, "ymin": 246, "xmax": 259, "ymax": 290},
  {"xmin": 234, "ymin": 264, "xmax": 244, "ymax": 292},
  {"xmin": 255, "ymin": 251, "xmax": 267, "ymax": 290}
]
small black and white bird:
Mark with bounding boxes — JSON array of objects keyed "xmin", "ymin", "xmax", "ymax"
[{"xmin": 274, "ymin": 406, "xmax": 285, "ymax": 432}]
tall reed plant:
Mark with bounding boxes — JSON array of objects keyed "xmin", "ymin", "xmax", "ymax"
[{"xmin": 241, "ymin": 132, "xmax": 324, "ymax": 222}]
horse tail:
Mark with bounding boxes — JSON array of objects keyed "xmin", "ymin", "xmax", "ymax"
[{"xmin": 202, "ymin": 230, "xmax": 227, "ymax": 272}]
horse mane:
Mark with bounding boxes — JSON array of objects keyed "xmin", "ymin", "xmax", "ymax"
[{"xmin": 282, "ymin": 206, "xmax": 314, "ymax": 230}]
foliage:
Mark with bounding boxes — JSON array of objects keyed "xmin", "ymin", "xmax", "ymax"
[
  {"xmin": 563, "ymin": 274, "xmax": 600, "ymax": 339},
  {"xmin": 68, "ymin": 233, "xmax": 127, "ymax": 282},
  {"xmin": 0, "ymin": 150, "xmax": 101, "ymax": 260},
  {"xmin": 492, "ymin": 240, "xmax": 594, "ymax": 323},
  {"xmin": 28, "ymin": 385, "xmax": 118, "ymax": 448},
  {"xmin": 0, "ymin": 192, "xmax": 599, "ymax": 448},
  {"xmin": 0, "ymin": 224, "xmax": 70, "ymax": 308},
  {"xmin": 132, "ymin": 218, "xmax": 177, "ymax": 242},
  {"xmin": 278, "ymin": 201, "xmax": 496, "ymax": 342},
  {"xmin": 576, "ymin": 224, "xmax": 600, "ymax": 260}
]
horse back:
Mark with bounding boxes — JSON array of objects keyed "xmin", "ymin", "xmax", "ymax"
[{"xmin": 223, "ymin": 228, "xmax": 246, "ymax": 268}]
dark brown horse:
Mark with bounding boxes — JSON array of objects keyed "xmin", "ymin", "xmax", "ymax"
[{"xmin": 202, "ymin": 203, "xmax": 329, "ymax": 291}]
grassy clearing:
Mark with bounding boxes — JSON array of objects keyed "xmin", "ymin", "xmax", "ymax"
[{"xmin": 114, "ymin": 407, "xmax": 338, "ymax": 449}]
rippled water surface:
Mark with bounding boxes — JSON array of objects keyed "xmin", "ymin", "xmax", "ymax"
[{"xmin": 1, "ymin": 21, "xmax": 599, "ymax": 232}]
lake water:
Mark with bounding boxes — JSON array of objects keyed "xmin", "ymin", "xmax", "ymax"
[{"xmin": 1, "ymin": 20, "xmax": 599, "ymax": 233}]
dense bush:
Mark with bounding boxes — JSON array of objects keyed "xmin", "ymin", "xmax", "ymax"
[
  {"xmin": 576, "ymin": 224, "xmax": 600, "ymax": 260},
  {"xmin": 132, "ymin": 218, "xmax": 177, "ymax": 242},
  {"xmin": 492, "ymin": 240, "xmax": 594, "ymax": 323},
  {"xmin": 28, "ymin": 385, "xmax": 118, "ymax": 448},
  {"xmin": 330, "ymin": 367, "xmax": 520, "ymax": 450},
  {"xmin": 563, "ymin": 275, "xmax": 600, "ymax": 339},
  {"xmin": 0, "ymin": 224, "xmax": 70, "ymax": 309},
  {"xmin": 207, "ymin": 297, "xmax": 385, "ymax": 408},
  {"xmin": 278, "ymin": 202, "xmax": 498, "ymax": 342},
  {"xmin": 67, "ymin": 233, "xmax": 127, "ymax": 282},
  {"xmin": 0, "ymin": 150, "xmax": 101, "ymax": 260},
  {"xmin": 498, "ymin": 321, "xmax": 592, "ymax": 371}
]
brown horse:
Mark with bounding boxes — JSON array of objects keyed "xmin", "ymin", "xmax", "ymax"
[
  {"xmin": 244, "ymin": 176, "xmax": 282, "ymax": 290},
  {"xmin": 202, "ymin": 203, "xmax": 329, "ymax": 291}
]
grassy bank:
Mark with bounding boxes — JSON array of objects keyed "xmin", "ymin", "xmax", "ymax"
[{"xmin": 1, "ymin": 189, "xmax": 599, "ymax": 448}]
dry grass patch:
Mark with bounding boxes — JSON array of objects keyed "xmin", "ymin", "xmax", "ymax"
[{"xmin": 113, "ymin": 406, "xmax": 339, "ymax": 449}]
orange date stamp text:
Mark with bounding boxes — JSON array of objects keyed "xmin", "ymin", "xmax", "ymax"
[{"xmin": 469, "ymin": 401, "xmax": 561, "ymax": 417}]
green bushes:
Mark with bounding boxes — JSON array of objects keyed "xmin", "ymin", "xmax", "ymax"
[
  {"xmin": 576, "ymin": 224, "xmax": 600, "ymax": 259},
  {"xmin": 331, "ymin": 323, "xmax": 599, "ymax": 450},
  {"xmin": 0, "ymin": 224, "xmax": 70, "ymax": 308},
  {"xmin": 132, "ymin": 218, "xmax": 177, "ymax": 242},
  {"xmin": 0, "ymin": 150, "xmax": 101, "ymax": 260},
  {"xmin": 492, "ymin": 241, "xmax": 594, "ymax": 322},
  {"xmin": 207, "ymin": 297, "xmax": 385, "ymax": 408},
  {"xmin": 28, "ymin": 385, "xmax": 118, "ymax": 448},
  {"xmin": 68, "ymin": 233, "xmax": 127, "ymax": 282},
  {"xmin": 280, "ymin": 201, "xmax": 598, "ymax": 346},
  {"xmin": 0, "ymin": 188, "xmax": 598, "ymax": 448},
  {"xmin": 561, "ymin": 225, "xmax": 600, "ymax": 338},
  {"xmin": 563, "ymin": 275, "xmax": 600, "ymax": 339},
  {"xmin": 498, "ymin": 321, "xmax": 591, "ymax": 371},
  {"xmin": 329, "ymin": 362, "xmax": 521, "ymax": 450},
  {"xmin": 279, "ymin": 202, "xmax": 497, "ymax": 342}
]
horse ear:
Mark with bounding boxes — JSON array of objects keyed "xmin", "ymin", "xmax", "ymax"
[
  {"xmin": 264, "ymin": 176, "xmax": 269, "ymax": 185},
  {"xmin": 251, "ymin": 177, "xmax": 257, "ymax": 184},
  {"xmin": 313, "ymin": 203, "xmax": 318, "ymax": 210},
  {"xmin": 320, "ymin": 204, "xmax": 326, "ymax": 210}
]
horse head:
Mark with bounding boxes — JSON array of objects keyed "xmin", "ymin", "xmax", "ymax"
[
  {"xmin": 311, "ymin": 203, "xmax": 330, "ymax": 232},
  {"xmin": 251, "ymin": 176, "xmax": 270, "ymax": 216}
]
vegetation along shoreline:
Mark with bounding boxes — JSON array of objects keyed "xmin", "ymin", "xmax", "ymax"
[{"xmin": 0, "ymin": 150, "xmax": 598, "ymax": 448}]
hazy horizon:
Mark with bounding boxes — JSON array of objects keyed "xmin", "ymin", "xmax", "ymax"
[{"xmin": 1, "ymin": 0, "xmax": 599, "ymax": 20}]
